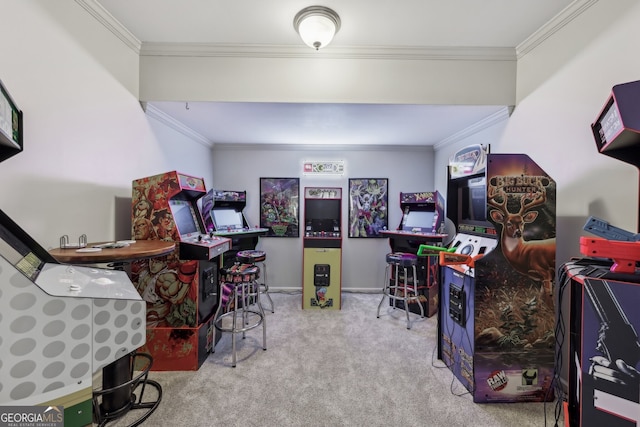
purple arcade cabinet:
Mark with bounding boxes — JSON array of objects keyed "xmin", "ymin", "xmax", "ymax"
[{"xmin": 564, "ymin": 80, "xmax": 640, "ymax": 427}]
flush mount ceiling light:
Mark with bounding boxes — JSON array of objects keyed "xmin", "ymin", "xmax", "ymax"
[{"xmin": 293, "ymin": 6, "xmax": 341, "ymax": 50}]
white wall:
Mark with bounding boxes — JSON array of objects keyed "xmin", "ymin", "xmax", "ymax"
[
  {"xmin": 433, "ymin": 1, "xmax": 640, "ymax": 267},
  {"xmin": 0, "ymin": 1, "xmax": 214, "ymax": 249},
  {"xmin": 502, "ymin": 0, "xmax": 640, "ymax": 264},
  {"xmin": 212, "ymin": 144, "xmax": 434, "ymax": 290}
]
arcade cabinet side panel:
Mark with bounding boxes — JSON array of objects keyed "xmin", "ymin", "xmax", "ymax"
[
  {"xmin": 440, "ymin": 265, "xmax": 476, "ymax": 394},
  {"xmin": 472, "ymin": 154, "xmax": 556, "ymax": 403},
  {"xmin": 578, "ymin": 278, "xmax": 640, "ymax": 427},
  {"xmin": 0, "ymin": 256, "xmax": 93, "ymax": 424}
]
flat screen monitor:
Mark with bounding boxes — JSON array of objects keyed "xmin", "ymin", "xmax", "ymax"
[
  {"xmin": 169, "ymin": 199, "xmax": 200, "ymax": 237},
  {"xmin": 305, "ymin": 199, "xmax": 340, "ymax": 222},
  {"xmin": 212, "ymin": 208, "xmax": 244, "ymax": 230},
  {"xmin": 402, "ymin": 210, "xmax": 436, "ymax": 231},
  {"xmin": 460, "ymin": 177, "xmax": 487, "ymax": 222}
]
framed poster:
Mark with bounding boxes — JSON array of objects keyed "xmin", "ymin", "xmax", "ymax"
[
  {"xmin": 348, "ymin": 178, "xmax": 388, "ymax": 238},
  {"xmin": 260, "ymin": 178, "xmax": 300, "ymax": 237}
]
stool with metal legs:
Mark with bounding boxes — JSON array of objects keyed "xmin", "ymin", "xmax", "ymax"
[
  {"xmin": 212, "ymin": 263, "xmax": 266, "ymax": 367},
  {"xmin": 377, "ymin": 252, "xmax": 424, "ymax": 329},
  {"xmin": 236, "ymin": 249, "xmax": 274, "ymax": 313}
]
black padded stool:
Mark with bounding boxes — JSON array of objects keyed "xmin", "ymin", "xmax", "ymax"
[
  {"xmin": 377, "ymin": 252, "xmax": 424, "ymax": 329},
  {"xmin": 212, "ymin": 263, "xmax": 266, "ymax": 367},
  {"xmin": 236, "ymin": 249, "xmax": 274, "ymax": 313}
]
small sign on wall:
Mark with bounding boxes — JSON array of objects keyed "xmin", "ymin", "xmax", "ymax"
[{"xmin": 303, "ymin": 160, "xmax": 345, "ymax": 175}]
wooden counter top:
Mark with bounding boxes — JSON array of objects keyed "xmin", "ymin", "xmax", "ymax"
[{"xmin": 50, "ymin": 240, "xmax": 175, "ymax": 264}]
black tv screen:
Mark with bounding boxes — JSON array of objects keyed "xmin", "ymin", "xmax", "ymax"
[
  {"xmin": 305, "ymin": 199, "xmax": 340, "ymax": 222},
  {"xmin": 460, "ymin": 177, "xmax": 486, "ymax": 222},
  {"xmin": 169, "ymin": 199, "xmax": 200, "ymax": 236}
]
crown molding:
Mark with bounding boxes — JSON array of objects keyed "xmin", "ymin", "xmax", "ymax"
[
  {"xmin": 516, "ymin": 0, "xmax": 599, "ymax": 58},
  {"xmin": 433, "ymin": 106, "xmax": 513, "ymax": 150},
  {"xmin": 79, "ymin": 0, "xmax": 595, "ymax": 61},
  {"xmin": 212, "ymin": 143, "xmax": 434, "ymax": 152},
  {"xmin": 139, "ymin": 43, "xmax": 515, "ymax": 61},
  {"xmin": 75, "ymin": 0, "xmax": 142, "ymax": 53},
  {"xmin": 140, "ymin": 102, "xmax": 213, "ymax": 148}
]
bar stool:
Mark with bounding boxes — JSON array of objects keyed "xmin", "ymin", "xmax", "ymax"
[
  {"xmin": 212, "ymin": 263, "xmax": 266, "ymax": 367},
  {"xmin": 236, "ymin": 249, "xmax": 274, "ymax": 313},
  {"xmin": 377, "ymin": 252, "xmax": 424, "ymax": 329}
]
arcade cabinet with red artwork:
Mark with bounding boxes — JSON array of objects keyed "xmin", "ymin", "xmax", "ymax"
[{"xmin": 131, "ymin": 171, "xmax": 231, "ymax": 371}]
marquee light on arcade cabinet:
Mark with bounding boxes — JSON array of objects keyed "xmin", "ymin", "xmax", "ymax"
[
  {"xmin": 564, "ymin": 79, "xmax": 640, "ymax": 427},
  {"xmin": 439, "ymin": 143, "xmax": 557, "ymax": 403},
  {"xmin": 0, "ymin": 81, "xmax": 159, "ymax": 427},
  {"xmin": 380, "ymin": 191, "xmax": 446, "ymax": 317},
  {"xmin": 303, "ymin": 187, "xmax": 342, "ymax": 309},
  {"xmin": 200, "ymin": 189, "xmax": 268, "ymax": 266},
  {"xmin": 131, "ymin": 171, "xmax": 231, "ymax": 371}
]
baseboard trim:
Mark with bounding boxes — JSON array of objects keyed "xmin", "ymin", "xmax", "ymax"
[{"xmin": 268, "ymin": 287, "xmax": 381, "ymax": 294}]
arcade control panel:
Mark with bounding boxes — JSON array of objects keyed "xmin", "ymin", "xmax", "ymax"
[
  {"xmin": 212, "ymin": 227, "xmax": 269, "ymax": 237},
  {"xmin": 305, "ymin": 219, "xmax": 340, "ymax": 237},
  {"xmin": 450, "ymin": 233, "xmax": 497, "ymax": 258},
  {"xmin": 179, "ymin": 232, "xmax": 231, "ymax": 260}
]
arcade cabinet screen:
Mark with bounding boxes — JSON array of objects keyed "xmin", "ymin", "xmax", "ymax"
[
  {"xmin": 0, "ymin": 210, "xmax": 56, "ymax": 281},
  {"xmin": 169, "ymin": 199, "xmax": 200, "ymax": 237},
  {"xmin": 212, "ymin": 208, "xmax": 244, "ymax": 230},
  {"xmin": 402, "ymin": 210, "xmax": 436, "ymax": 231},
  {"xmin": 460, "ymin": 176, "xmax": 486, "ymax": 222},
  {"xmin": 306, "ymin": 199, "xmax": 340, "ymax": 232},
  {"xmin": 306, "ymin": 199, "xmax": 340, "ymax": 220}
]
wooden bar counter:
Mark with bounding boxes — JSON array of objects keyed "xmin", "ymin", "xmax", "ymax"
[{"xmin": 50, "ymin": 240, "xmax": 175, "ymax": 264}]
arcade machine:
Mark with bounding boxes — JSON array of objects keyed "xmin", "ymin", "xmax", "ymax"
[
  {"xmin": 131, "ymin": 171, "xmax": 231, "ymax": 371},
  {"xmin": 302, "ymin": 187, "xmax": 342, "ymax": 309},
  {"xmin": 0, "ymin": 81, "xmax": 158, "ymax": 426},
  {"xmin": 564, "ymin": 80, "xmax": 640, "ymax": 427},
  {"xmin": 200, "ymin": 189, "xmax": 268, "ymax": 268},
  {"xmin": 380, "ymin": 191, "xmax": 446, "ymax": 317},
  {"xmin": 439, "ymin": 144, "xmax": 557, "ymax": 403}
]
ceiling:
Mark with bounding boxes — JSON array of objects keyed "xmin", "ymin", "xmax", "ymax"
[{"xmin": 92, "ymin": 0, "xmax": 580, "ymax": 147}]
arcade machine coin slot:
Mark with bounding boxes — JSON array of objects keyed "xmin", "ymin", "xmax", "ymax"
[
  {"xmin": 200, "ymin": 189, "xmax": 268, "ymax": 268},
  {"xmin": 380, "ymin": 191, "xmax": 447, "ymax": 317},
  {"xmin": 564, "ymin": 79, "xmax": 640, "ymax": 427},
  {"xmin": 303, "ymin": 187, "xmax": 342, "ymax": 309},
  {"xmin": 131, "ymin": 171, "xmax": 231, "ymax": 371},
  {"xmin": 448, "ymin": 282, "xmax": 466, "ymax": 326},
  {"xmin": 439, "ymin": 143, "xmax": 557, "ymax": 404}
]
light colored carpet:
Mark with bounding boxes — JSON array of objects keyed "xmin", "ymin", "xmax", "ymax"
[{"xmin": 104, "ymin": 291, "xmax": 562, "ymax": 427}]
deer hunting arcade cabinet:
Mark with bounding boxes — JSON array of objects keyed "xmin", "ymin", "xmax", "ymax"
[
  {"xmin": 380, "ymin": 191, "xmax": 446, "ymax": 317},
  {"xmin": 303, "ymin": 187, "xmax": 342, "ymax": 309},
  {"xmin": 200, "ymin": 189, "xmax": 268, "ymax": 267},
  {"xmin": 131, "ymin": 171, "xmax": 231, "ymax": 370},
  {"xmin": 439, "ymin": 144, "xmax": 557, "ymax": 403},
  {"xmin": 564, "ymin": 79, "xmax": 640, "ymax": 427}
]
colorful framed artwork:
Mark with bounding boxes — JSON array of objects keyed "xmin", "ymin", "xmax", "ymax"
[
  {"xmin": 260, "ymin": 177, "xmax": 300, "ymax": 237},
  {"xmin": 348, "ymin": 178, "xmax": 388, "ymax": 238}
]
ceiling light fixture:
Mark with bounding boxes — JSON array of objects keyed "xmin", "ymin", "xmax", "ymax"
[{"xmin": 293, "ymin": 6, "xmax": 341, "ymax": 50}]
